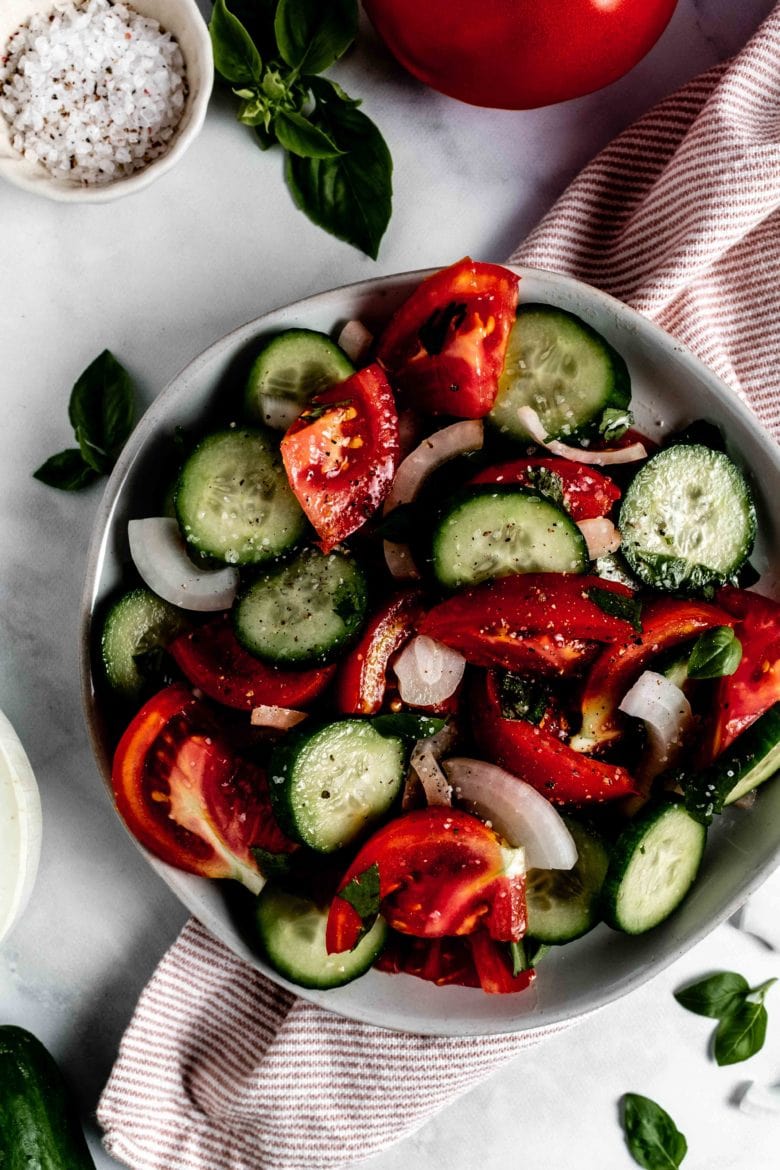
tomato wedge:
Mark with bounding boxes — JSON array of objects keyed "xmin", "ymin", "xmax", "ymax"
[
  {"xmin": 468, "ymin": 932, "xmax": 536, "ymax": 995},
  {"xmin": 375, "ymin": 934, "xmax": 481, "ymax": 988},
  {"xmin": 169, "ymin": 615, "xmax": 335, "ymax": 711},
  {"xmin": 326, "ymin": 807, "xmax": 526, "ymax": 952},
  {"xmin": 473, "ymin": 671, "xmax": 637, "ymax": 805},
  {"xmin": 707, "ymin": 587, "xmax": 780, "ymax": 759},
  {"xmin": 111, "ymin": 684, "xmax": 293, "ymax": 890},
  {"xmin": 470, "ymin": 456, "xmax": 621, "ymax": 521},
  {"xmin": 377, "ymin": 257, "xmax": 520, "ymax": 417},
  {"xmin": 419, "ymin": 573, "xmax": 638, "ymax": 675},
  {"xmin": 280, "ymin": 363, "xmax": 399, "ymax": 553},
  {"xmin": 336, "ymin": 591, "xmax": 424, "ymax": 714},
  {"xmin": 575, "ymin": 597, "xmax": 735, "ymax": 752}
]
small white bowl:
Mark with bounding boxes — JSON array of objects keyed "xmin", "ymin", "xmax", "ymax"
[
  {"xmin": 0, "ymin": 0, "xmax": 213, "ymax": 202},
  {"xmin": 0, "ymin": 708, "xmax": 42, "ymax": 944}
]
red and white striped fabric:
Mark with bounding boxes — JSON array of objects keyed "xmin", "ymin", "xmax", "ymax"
[{"xmin": 98, "ymin": 8, "xmax": 780, "ymax": 1169}]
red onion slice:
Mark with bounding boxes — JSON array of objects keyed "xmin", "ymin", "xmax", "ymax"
[
  {"xmin": 443, "ymin": 757, "xmax": 577, "ymax": 870},
  {"xmin": 250, "ymin": 705, "xmax": 308, "ymax": 730},
  {"xmin": 517, "ymin": 406, "xmax": 647, "ymax": 465},
  {"xmin": 128, "ymin": 518, "xmax": 239, "ymax": 612},
  {"xmin": 578, "ymin": 517, "xmax": 622, "ymax": 559},
  {"xmin": 392, "ymin": 635, "xmax": 466, "ymax": 707},
  {"xmin": 337, "ymin": 319, "xmax": 374, "ymax": 364},
  {"xmin": 410, "ymin": 744, "xmax": 452, "ymax": 807},
  {"xmin": 619, "ymin": 670, "xmax": 692, "ymax": 779}
]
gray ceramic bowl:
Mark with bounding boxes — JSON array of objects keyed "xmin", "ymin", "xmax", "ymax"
[
  {"xmin": 0, "ymin": 0, "xmax": 212, "ymax": 202},
  {"xmin": 80, "ymin": 266, "xmax": 780, "ymax": 1035}
]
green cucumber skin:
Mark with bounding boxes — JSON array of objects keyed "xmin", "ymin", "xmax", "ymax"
[
  {"xmin": 245, "ymin": 328, "xmax": 354, "ymax": 418},
  {"xmin": 0, "ymin": 1027, "xmax": 96, "ymax": 1170},
  {"xmin": 431, "ymin": 485, "xmax": 588, "ymax": 590},
  {"xmin": 601, "ymin": 801, "xmax": 706, "ymax": 935},
  {"xmin": 269, "ymin": 719, "xmax": 405, "ymax": 853},
  {"xmin": 100, "ymin": 587, "xmax": 187, "ymax": 698},
  {"xmin": 684, "ymin": 702, "xmax": 780, "ymax": 822},
  {"xmin": 619, "ymin": 444, "xmax": 757, "ymax": 593},
  {"xmin": 525, "ymin": 819, "xmax": 610, "ymax": 945},
  {"xmin": 254, "ymin": 886, "xmax": 386, "ymax": 990},
  {"xmin": 489, "ymin": 303, "xmax": 630, "ymax": 443}
]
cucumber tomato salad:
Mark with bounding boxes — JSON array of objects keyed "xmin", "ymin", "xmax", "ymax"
[{"xmin": 97, "ymin": 259, "xmax": 780, "ymax": 996}]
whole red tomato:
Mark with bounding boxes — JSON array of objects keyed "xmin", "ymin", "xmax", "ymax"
[{"xmin": 363, "ymin": 0, "xmax": 679, "ymax": 109}]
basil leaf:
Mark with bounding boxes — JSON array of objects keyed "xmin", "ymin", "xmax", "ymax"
[
  {"xmin": 621, "ymin": 1094, "xmax": 687, "ymax": 1170},
  {"xmin": 714, "ymin": 1000, "xmax": 768, "ymax": 1066},
  {"xmin": 286, "ymin": 89, "xmax": 393, "ymax": 259},
  {"xmin": 497, "ymin": 673, "xmax": 550, "ymax": 725},
  {"xmin": 372, "ymin": 713, "xmax": 445, "ymax": 743},
  {"xmin": 687, "ymin": 627, "xmax": 742, "ymax": 679},
  {"xmin": 338, "ymin": 862, "xmax": 381, "ymax": 947},
  {"xmin": 674, "ymin": 971, "xmax": 749, "ymax": 1019},
  {"xmin": 586, "ymin": 586, "xmax": 643, "ymax": 632},
  {"xmin": 525, "ymin": 466, "xmax": 566, "ymax": 510},
  {"xmin": 224, "ymin": 0, "xmax": 277, "ymax": 59},
  {"xmin": 68, "ymin": 350, "xmax": 135, "ymax": 474},
  {"xmin": 599, "ymin": 407, "xmax": 633, "ymax": 443},
  {"xmin": 630, "ymin": 550, "xmax": 721, "ymax": 597},
  {"xmin": 33, "ymin": 449, "xmax": 98, "ymax": 492},
  {"xmin": 508, "ymin": 940, "xmax": 528, "ymax": 975},
  {"xmin": 274, "ymin": 110, "xmax": 344, "ymax": 158},
  {"xmin": 209, "ymin": 0, "xmax": 263, "ymax": 86},
  {"xmin": 251, "ymin": 847, "xmax": 295, "ymax": 881},
  {"xmin": 275, "ymin": 0, "xmax": 357, "ymax": 76}
]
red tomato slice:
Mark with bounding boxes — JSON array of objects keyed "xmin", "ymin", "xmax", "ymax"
[
  {"xmin": 377, "ymin": 257, "xmax": 520, "ymax": 417},
  {"xmin": 326, "ymin": 807, "xmax": 526, "ymax": 953},
  {"xmin": 280, "ymin": 363, "xmax": 399, "ymax": 553},
  {"xmin": 169, "ymin": 616, "xmax": 335, "ymax": 711},
  {"xmin": 375, "ymin": 934, "xmax": 481, "ymax": 988},
  {"xmin": 419, "ymin": 573, "xmax": 637, "ymax": 675},
  {"xmin": 336, "ymin": 591, "xmax": 424, "ymax": 714},
  {"xmin": 473, "ymin": 671, "xmax": 637, "ymax": 805},
  {"xmin": 468, "ymin": 932, "xmax": 536, "ymax": 995},
  {"xmin": 470, "ymin": 456, "xmax": 621, "ymax": 521},
  {"xmin": 112, "ymin": 684, "xmax": 293, "ymax": 889},
  {"xmin": 708, "ymin": 587, "xmax": 780, "ymax": 758}
]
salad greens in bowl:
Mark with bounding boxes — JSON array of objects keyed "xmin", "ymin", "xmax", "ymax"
[{"xmin": 80, "ymin": 261, "xmax": 780, "ymax": 1035}]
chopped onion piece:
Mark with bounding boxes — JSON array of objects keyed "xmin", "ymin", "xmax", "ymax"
[
  {"xmin": 619, "ymin": 670, "xmax": 692, "ymax": 779},
  {"xmin": 256, "ymin": 395, "xmax": 304, "ymax": 431},
  {"xmin": 739, "ymin": 1082, "xmax": 780, "ymax": 1118},
  {"xmin": 250, "ymin": 705, "xmax": 308, "ymax": 730},
  {"xmin": 337, "ymin": 319, "xmax": 374, "ymax": 364},
  {"xmin": 383, "ymin": 420, "xmax": 484, "ymax": 578},
  {"xmin": 411, "ymin": 744, "xmax": 452, "ymax": 807},
  {"xmin": 578, "ymin": 516, "xmax": 621, "ymax": 559},
  {"xmin": 384, "ymin": 539, "xmax": 421, "ymax": 581},
  {"xmin": 393, "ymin": 635, "xmax": 466, "ymax": 707},
  {"xmin": 443, "ymin": 757, "xmax": 577, "ymax": 870},
  {"xmin": 128, "ymin": 518, "xmax": 239, "ymax": 612},
  {"xmin": 383, "ymin": 420, "xmax": 485, "ymax": 514},
  {"xmin": 517, "ymin": 406, "xmax": 647, "ymax": 465}
]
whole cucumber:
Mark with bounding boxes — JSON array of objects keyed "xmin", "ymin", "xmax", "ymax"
[{"xmin": 0, "ymin": 1026, "xmax": 96, "ymax": 1169}]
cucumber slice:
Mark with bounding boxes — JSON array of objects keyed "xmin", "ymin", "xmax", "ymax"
[
  {"xmin": 254, "ymin": 885, "xmax": 386, "ymax": 989},
  {"xmin": 175, "ymin": 428, "xmax": 306, "ymax": 566},
  {"xmin": 601, "ymin": 801, "xmax": 706, "ymax": 934},
  {"xmin": 100, "ymin": 587, "xmax": 187, "ymax": 698},
  {"xmin": 432, "ymin": 486, "xmax": 588, "ymax": 589},
  {"xmin": 619, "ymin": 444, "xmax": 756, "ymax": 593},
  {"xmin": 245, "ymin": 329, "xmax": 354, "ymax": 428},
  {"xmin": 489, "ymin": 304, "xmax": 630, "ymax": 442},
  {"xmin": 683, "ymin": 702, "xmax": 780, "ymax": 821},
  {"xmin": 269, "ymin": 719, "xmax": 406, "ymax": 852},
  {"xmin": 234, "ymin": 546, "xmax": 367, "ymax": 666},
  {"xmin": 525, "ymin": 819, "xmax": 609, "ymax": 944}
]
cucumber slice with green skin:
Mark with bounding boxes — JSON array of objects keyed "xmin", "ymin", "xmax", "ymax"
[
  {"xmin": 245, "ymin": 329, "xmax": 354, "ymax": 428},
  {"xmin": 683, "ymin": 702, "xmax": 780, "ymax": 822},
  {"xmin": 619, "ymin": 444, "xmax": 756, "ymax": 593},
  {"xmin": 100, "ymin": 587, "xmax": 187, "ymax": 698},
  {"xmin": 234, "ymin": 547, "xmax": 367, "ymax": 666},
  {"xmin": 489, "ymin": 304, "xmax": 630, "ymax": 442},
  {"xmin": 431, "ymin": 486, "xmax": 588, "ymax": 589},
  {"xmin": 269, "ymin": 719, "xmax": 406, "ymax": 853},
  {"xmin": 526, "ymin": 818, "xmax": 610, "ymax": 944},
  {"xmin": 601, "ymin": 801, "xmax": 706, "ymax": 935},
  {"xmin": 175, "ymin": 428, "xmax": 306, "ymax": 566},
  {"xmin": 254, "ymin": 886, "xmax": 386, "ymax": 989}
]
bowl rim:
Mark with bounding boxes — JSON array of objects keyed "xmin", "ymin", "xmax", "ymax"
[
  {"xmin": 79, "ymin": 263, "xmax": 780, "ymax": 1035},
  {"xmin": 0, "ymin": 0, "xmax": 214, "ymax": 203}
]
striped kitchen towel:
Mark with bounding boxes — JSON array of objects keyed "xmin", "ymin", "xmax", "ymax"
[{"xmin": 98, "ymin": 6, "xmax": 780, "ymax": 1169}]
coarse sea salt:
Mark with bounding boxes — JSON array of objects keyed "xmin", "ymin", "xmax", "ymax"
[{"xmin": 0, "ymin": 0, "xmax": 187, "ymax": 185}]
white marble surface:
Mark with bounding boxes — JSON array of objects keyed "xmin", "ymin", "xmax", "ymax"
[{"xmin": 0, "ymin": 0, "xmax": 778, "ymax": 1166}]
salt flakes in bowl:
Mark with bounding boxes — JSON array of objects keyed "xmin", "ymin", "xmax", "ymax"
[{"xmin": 0, "ymin": 0, "xmax": 212, "ymax": 200}]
